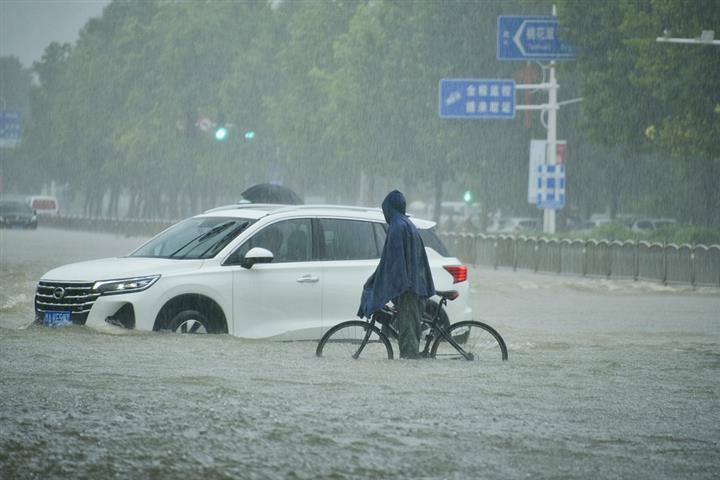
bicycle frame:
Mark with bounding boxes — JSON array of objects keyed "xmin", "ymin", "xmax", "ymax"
[
  {"xmin": 419, "ymin": 296, "xmax": 474, "ymax": 360},
  {"xmin": 362, "ymin": 295, "xmax": 475, "ymax": 360}
]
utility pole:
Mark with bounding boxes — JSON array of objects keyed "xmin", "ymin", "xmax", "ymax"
[{"xmin": 545, "ymin": 51, "xmax": 558, "ymax": 234}]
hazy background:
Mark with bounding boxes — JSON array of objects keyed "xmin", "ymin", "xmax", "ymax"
[
  {"xmin": 1, "ymin": 1, "xmax": 719, "ymax": 242},
  {"xmin": 0, "ymin": 0, "xmax": 110, "ymax": 67}
]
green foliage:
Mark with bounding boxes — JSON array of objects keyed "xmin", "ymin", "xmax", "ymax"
[
  {"xmin": 2, "ymin": 0, "xmax": 718, "ymax": 227},
  {"xmin": 587, "ymin": 223, "xmax": 635, "ymax": 241},
  {"xmin": 646, "ymin": 225, "xmax": 720, "ymax": 245}
]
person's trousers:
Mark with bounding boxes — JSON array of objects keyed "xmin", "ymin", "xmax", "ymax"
[{"xmin": 395, "ymin": 291, "xmax": 424, "ymax": 359}]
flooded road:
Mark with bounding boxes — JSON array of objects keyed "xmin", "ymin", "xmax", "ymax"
[{"xmin": 1, "ymin": 228, "xmax": 719, "ymax": 479}]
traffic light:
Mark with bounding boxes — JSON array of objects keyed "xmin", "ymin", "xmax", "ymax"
[
  {"xmin": 463, "ymin": 190, "xmax": 473, "ymax": 203},
  {"xmin": 215, "ymin": 126, "xmax": 229, "ymax": 141},
  {"xmin": 244, "ymin": 130, "xmax": 255, "ymax": 140},
  {"xmin": 214, "ymin": 112, "xmax": 228, "ymax": 141}
]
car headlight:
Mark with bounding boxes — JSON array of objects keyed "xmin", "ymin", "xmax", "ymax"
[{"xmin": 93, "ymin": 275, "xmax": 160, "ymax": 295}]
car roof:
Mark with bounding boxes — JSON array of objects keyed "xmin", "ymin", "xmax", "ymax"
[{"xmin": 200, "ymin": 203, "xmax": 437, "ymax": 229}]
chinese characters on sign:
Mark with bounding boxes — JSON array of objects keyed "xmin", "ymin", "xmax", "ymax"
[
  {"xmin": 497, "ymin": 16, "xmax": 577, "ymax": 60},
  {"xmin": 439, "ymin": 79, "xmax": 516, "ymax": 119},
  {"xmin": 0, "ymin": 109, "xmax": 22, "ymax": 148},
  {"xmin": 536, "ymin": 164, "xmax": 565, "ymax": 210}
]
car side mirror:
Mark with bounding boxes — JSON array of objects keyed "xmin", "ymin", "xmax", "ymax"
[{"xmin": 241, "ymin": 247, "xmax": 274, "ymax": 269}]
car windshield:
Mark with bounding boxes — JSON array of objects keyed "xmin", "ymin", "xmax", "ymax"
[
  {"xmin": 0, "ymin": 201, "xmax": 32, "ymax": 215},
  {"xmin": 130, "ymin": 216, "xmax": 254, "ymax": 259}
]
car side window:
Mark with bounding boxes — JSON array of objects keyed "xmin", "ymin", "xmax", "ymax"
[
  {"xmin": 373, "ymin": 223, "xmax": 387, "ymax": 252},
  {"xmin": 228, "ymin": 219, "xmax": 312, "ymax": 264},
  {"xmin": 319, "ymin": 219, "xmax": 380, "ymax": 260}
]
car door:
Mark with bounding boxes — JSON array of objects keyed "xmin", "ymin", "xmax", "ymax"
[
  {"xmin": 317, "ymin": 218, "xmax": 385, "ymax": 329},
  {"xmin": 228, "ymin": 218, "xmax": 322, "ymax": 339}
]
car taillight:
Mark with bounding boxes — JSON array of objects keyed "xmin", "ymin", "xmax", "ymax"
[{"xmin": 443, "ymin": 265, "xmax": 467, "ymax": 284}]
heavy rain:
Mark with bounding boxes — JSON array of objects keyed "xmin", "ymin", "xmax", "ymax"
[{"xmin": 1, "ymin": 1, "xmax": 719, "ymax": 479}]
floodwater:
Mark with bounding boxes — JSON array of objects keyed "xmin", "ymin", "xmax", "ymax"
[{"xmin": 1, "ymin": 228, "xmax": 719, "ymax": 479}]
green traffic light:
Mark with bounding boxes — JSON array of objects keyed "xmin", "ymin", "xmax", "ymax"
[
  {"xmin": 215, "ymin": 126, "xmax": 228, "ymax": 141},
  {"xmin": 463, "ymin": 190, "xmax": 473, "ymax": 203},
  {"xmin": 244, "ymin": 131, "xmax": 255, "ymax": 140}
]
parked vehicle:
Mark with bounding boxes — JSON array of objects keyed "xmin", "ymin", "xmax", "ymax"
[
  {"xmin": 27, "ymin": 195, "xmax": 59, "ymax": 216},
  {"xmin": 572, "ymin": 217, "xmax": 614, "ymax": 234},
  {"xmin": 496, "ymin": 217, "xmax": 541, "ymax": 234},
  {"xmin": 35, "ymin": 204, "xmax": 472, "ymax": 339},
  {"xmin": 0, "ymin": 200, "xmax": 38, "ymax": 229},
  {"xmin": 631, "ymin": 218, "xmax": 677, "ymax": 232}
]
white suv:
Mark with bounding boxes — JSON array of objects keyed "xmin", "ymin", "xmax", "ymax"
[{"xmin": 35, "ymin": 204, "xmax": 472, "ymax": 339}]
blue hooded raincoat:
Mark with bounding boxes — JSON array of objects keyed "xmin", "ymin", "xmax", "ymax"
[{"xmin": 357, "ymin": 190, "xmax": 436, "ymax": 319}]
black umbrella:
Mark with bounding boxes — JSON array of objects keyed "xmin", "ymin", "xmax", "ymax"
[{"xmin": 241, "ymin": 183, "xmax": 303, "ymax": 205}]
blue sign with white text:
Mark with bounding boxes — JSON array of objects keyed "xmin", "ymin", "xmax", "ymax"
[
  {"xmin": 439, "ymin": 79, "xmax": 515, "ymax": 119},
  {"xmin": 0, "ymin": 109, "xmax": 22, "ymax": 140},
  {"xmin": 497, "ymin": 16, "xmax": 576, "ymax": 60},
  {"xmin": 536, "ymin": 164, "xmax": 565, "ymax": 209}
]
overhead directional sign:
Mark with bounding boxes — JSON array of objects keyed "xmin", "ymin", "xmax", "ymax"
[
  {"xmin": 497, "ymin": 16, "xmax": 576, "ymax": 61},
  {"xmin": 439, "ymin": 79, "xmax": 515, "ymax": 119}
]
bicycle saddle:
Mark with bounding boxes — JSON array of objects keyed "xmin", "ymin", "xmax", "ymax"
[{"xmin": 435, "ymin": 290, "xmax": 459, "ymax": 300}]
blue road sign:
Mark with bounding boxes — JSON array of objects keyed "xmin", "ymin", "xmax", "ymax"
[
  {"xmin": 536, "ymin": 164, "xmax": 565, "ymax": 209},
  {"xmin": 439, "ymin": 79, "xmax": 515, "ymax": 119},
  {"xmin": 497, "ymin": 16, "xmax": 576, "ymax": 61},
  {"xmin": 0, "ymin": 109, "xmax": 22, "ymax": 140}
]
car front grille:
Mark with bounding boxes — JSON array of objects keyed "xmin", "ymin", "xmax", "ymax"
[{"xmin": 35, "ymin": 281, "xmax": 100, "ymax": 325}]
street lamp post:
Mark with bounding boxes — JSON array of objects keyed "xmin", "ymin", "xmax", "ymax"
[{"xmin": 656, "ymin": 29, "xmax": 720, "ymax": 46}]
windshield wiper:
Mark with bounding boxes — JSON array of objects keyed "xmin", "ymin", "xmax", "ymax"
[
  {"xmin": 168, "ymin": 221, "xmax": 235, "ymax": 258},
  {"xmin": 196, "ymin": 222, "xmax": 250, "ymax": 259}
]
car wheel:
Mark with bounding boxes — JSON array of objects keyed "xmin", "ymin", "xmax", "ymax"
[{"xmin": 168, "ymin": 310, "xmax": 209, "ymax": 334}]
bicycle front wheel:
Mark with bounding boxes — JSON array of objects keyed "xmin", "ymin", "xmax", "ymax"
[
  {"xmin": 430, "ymin": 321, "xmax": 508, "ymax": 362},
  {"xmin": 316, "ymin": 321, "xmax": 394, "ymax": 360}
]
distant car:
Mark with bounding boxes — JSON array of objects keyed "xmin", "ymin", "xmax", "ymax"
[
  {"xmin": 572, "ymin": 217, "xmax": 614, "ymax": 233},
  {"xmin": 0, "ymin": 200, "xmax": 38, "ymax": 229},
  {"xmin": 631, "ymin": 218, "xmax": 677, "ymax": 232},
  {"xmin": 497, "ymin": 217, "xmax": 540, "ymax": 234},
  {"xmin": 27, "ymin": 195, "xmax": 59, "ymax": 216},
  {"xmin": 35, "ymin": 204, "xmax": 472, "ymax": 339}
]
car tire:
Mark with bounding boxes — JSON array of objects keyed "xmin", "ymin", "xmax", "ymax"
[{"xmin": 168, "ymin": 310, "xmax": 210, "ymax": 334}]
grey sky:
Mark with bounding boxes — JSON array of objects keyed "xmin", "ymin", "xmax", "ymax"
[{"xmin": 0, "ymin": 0, "xmax": 110, "ymax": 67}]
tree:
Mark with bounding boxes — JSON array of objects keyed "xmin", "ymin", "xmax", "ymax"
[
  {"xmin": 0, "ymin": 56, "xmax": 33, "ymax": 192},
  {"xmin": 328, "ymin": 0, "xmax": 531, "ymax": 216},
  {"xmin": 555, "ymin": 0, "xmax": 720, "ymax": 225}
]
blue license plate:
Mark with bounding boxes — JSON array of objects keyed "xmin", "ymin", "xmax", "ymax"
[{"xmin": 44, "ymin": 311, "xmax": 71, "ymax": 326}]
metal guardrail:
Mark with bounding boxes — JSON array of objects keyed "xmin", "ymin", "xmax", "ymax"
[{"xmin": 440, "ymin": 232, "xmax": 720, "ymax": 287}]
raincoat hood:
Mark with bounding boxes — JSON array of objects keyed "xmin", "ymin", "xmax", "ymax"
[
  {"xmin": 358, "ymin": 190, "xmax": 435, "ymax": 319},
  {"xmin": 382, "ymin": 190, "xmax": 406, "ymax": 223}
]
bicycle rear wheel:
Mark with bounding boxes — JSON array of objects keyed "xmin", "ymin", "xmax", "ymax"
[
  {"xmin": 316, "ymin": 320, "xmax": 394, "ymax": 360},
  {"xmin": 430, "ymin": 320, "xmax": 508, "ymax": 361}
]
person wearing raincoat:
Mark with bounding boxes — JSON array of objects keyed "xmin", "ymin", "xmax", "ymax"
[{"xmin": 357, "ymin": 190, "xmax": 436, "ymax": 359}]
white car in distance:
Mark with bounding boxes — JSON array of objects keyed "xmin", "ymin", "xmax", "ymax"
[{"xmin": 35, "ymin": 204, "xmax": 472, "ymax": 340}]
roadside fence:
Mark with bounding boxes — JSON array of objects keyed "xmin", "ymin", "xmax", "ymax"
[{"xmin": 439, "ymin": 232, "xmax": 720, "ymax": 287}]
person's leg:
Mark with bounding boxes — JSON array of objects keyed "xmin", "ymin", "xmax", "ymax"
[{"xmin": 395, "ymin": 291, "xmax": 423, "ymax": 359}]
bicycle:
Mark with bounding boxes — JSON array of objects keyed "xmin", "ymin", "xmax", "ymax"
[{"xmin": 315, "ymin": 290, "xmax": 508, "ymax": 362}]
